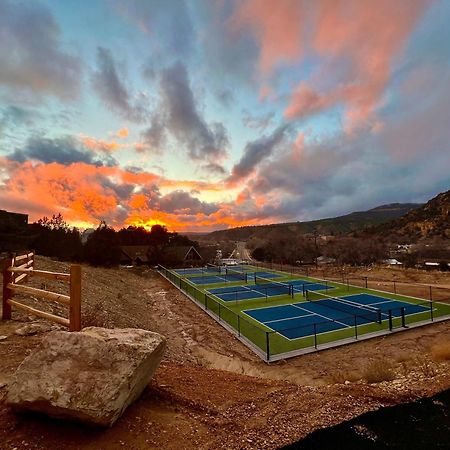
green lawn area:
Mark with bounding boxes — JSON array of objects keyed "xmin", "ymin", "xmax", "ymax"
[{"xmin": 159, "ymin": 265, "xmax": 450, "ymax": 361}]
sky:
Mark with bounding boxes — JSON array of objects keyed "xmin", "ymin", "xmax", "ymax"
[{"xmin": 0, "ymin": 0, "xmax": 449, "ymax": 232}]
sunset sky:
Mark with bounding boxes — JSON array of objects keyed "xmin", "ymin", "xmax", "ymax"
[{"xmin": 1, "ymin": 0, "xmax": 449, "ymax": 232}]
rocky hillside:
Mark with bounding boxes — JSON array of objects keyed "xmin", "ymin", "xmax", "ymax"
[
  {"xmin": 203, "ymin": 203, "xmax": 421, "ymax": 242},
  {"xmin": 366, "ymin": 190, "xmax": 450, "ymax": 240}
]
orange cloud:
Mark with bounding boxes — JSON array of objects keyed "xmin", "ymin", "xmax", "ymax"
[
  {"xmin": 0, "ymin": 158, "xmax": 272, "ymax": 232},
  {"xmin": 116, "ymin": 127, "xmax": 129, "ymax": 138},
  {"xmin": 230, "ymin": 0, "xmax": 303, "ymax": 75},
  {"xmin": 81, "ymin": 135, "xmax": 125, "ymax": 153},
  {"xmin": 231, "ymin": 0, "xmax": 429, "ymax": 130},
  {"xmin": 128, "ymin": 193, "xmax": 148, "ymax": 209}
]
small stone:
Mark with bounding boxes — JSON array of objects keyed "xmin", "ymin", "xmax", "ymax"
[{"xmin": 14, "ymin": 323, "xmax": 52, "ymax": 336}]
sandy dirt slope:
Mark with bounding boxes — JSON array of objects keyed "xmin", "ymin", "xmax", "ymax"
[{"xmin": 0, "ymin": 256, "xmax": 450, "ymax": 449}]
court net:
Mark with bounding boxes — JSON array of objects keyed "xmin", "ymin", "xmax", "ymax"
[
  {"xmin": 254, "ymin": 275, "xmax": 293, "ymax": 297},
  {"xmin": 225, "ymin": 267, "xmax": 248, "ymax": 282},
  {"xmin": 306, "ymin": 290, "xmax": 382, "ymax": 324},
  {"xmin": 206, "ymin": 263, "xmax": 222, "ymax": 273}
]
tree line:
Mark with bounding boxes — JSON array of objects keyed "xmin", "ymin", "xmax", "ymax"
[
  {"xmin": 249, "ymin": 234, "xmax": 389, "ymax": 266},
  {"xmin": 26, "ymin": 214, "xmax": 196, "ymax": 267}
]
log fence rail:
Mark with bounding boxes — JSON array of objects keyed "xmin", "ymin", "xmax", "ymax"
[{"xmin": 1, "ymin": 251, "xmax": 81, "ymax": 331}]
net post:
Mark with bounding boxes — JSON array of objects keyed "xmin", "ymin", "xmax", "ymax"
[
  {"xmin": 377, "ymin": 309, "xmax": 382, "ymax": 324},
  {"xmin": 265, "ymin": 332, "xmax": 270, "ymax": 362},
  {"xmin": 401, "ymin": 307, "xmax": 406, "ymax": 327},
  {"xmin": 237, "ymin": 315, "xmax": 241, "ymax": 337},
  {"xmin": 429, "ymin": 286, "xmax": 432, "ymax": 301},
  {"xmin": 205, "ymin": 295, "xmax": 208, "ymax": 310},
  {"xmin": 430, "ymin": 301, "xmax": 434, "ymax": 321},
  {"xmin": 254, "ymin": 273, "xmax": 256, "ymax": 283},
  {"xmin": 354, "ymin": 316, "xmax": 358, "ymax": 339},
  {"xmin": 218, "ymin": 303, "xmax": 221, "ymax": 321},
  {"xmin": 302, "ymin": 284, "xmax": 305, "ymax": 296},
  {"xmin": 313, "ymin": 323, "xmax": 317, "ymax": 349},
  {"xmin": 388, "ymin": 310, "xmax": 393, "ymax": 331},
  {"xmin": 364, "ymin": 276, "xmax": 368, "ymax": 289}
]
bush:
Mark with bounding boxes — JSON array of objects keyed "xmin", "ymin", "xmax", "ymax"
[
  {"xmin": 431, "ymin": 341, "xmax": 450, "ymax": 361},
  {"xmin": 362, "ymin": 359, "xmax": 395, "ymax": 383}
]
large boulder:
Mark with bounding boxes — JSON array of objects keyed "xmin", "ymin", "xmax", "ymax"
[{"xmin": 7, "ymin": 327, "xmax": 166, "ymax": 426}]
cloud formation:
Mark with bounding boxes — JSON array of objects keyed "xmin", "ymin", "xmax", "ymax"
[
  {"xmin": 0, "ymin": 0, "xmax": 82, "ymax": 99},
  {"xmin": 231, "ymin": 0, "xmax": 429, "ymax": 130},
  {"xmin": 229, "ymin": 124, "xmax": 290, "ymax": 182},
  {"xmin": 8, "ymin": 136, "xmax": 116, "ymax": 167},
  {"xmin": 157, "ymin": 62, "xmax": 229, "ymax": 172},
  {"xmin": 91, "ymin": 47, "xmax": 147, "ymax": 122}
]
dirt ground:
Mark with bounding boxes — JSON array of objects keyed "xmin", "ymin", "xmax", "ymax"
[{"xmin": 1, "ymin": 257, "xmax": 450, "ymax": 449}]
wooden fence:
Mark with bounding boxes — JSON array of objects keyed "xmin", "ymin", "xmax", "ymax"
[{"xmin": 1, "ymin": 251, "xmax": 81, "ymax": 331}]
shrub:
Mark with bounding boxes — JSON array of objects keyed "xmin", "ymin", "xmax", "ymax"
[
  {"xmin": 431, "ymin": 341, "xmax": 450, "ymax": 362},
  {"xmin": 362, "ymin": 359, "xmax": 395, "ymax": 383}
]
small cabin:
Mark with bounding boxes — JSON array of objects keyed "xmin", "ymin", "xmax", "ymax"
[
  {"xmin": 120, "ymin": 245, "xmax": 150, "ymax": 266},
  {"xmin": 163, "ymin": 246, "xmax": 203, "ymax": 267}
]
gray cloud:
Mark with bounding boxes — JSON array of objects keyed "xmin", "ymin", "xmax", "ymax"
[
  {"xmin": 230, "ymin": 124, "xmax": 290, "ymax": 181},
  {"xmin": 216, "ymin": 88, "xmax": 234, "ymax": 108},
  {"xmin": 158, "ymin": 190, "xmax": 219, "ymax": 215},
  {"xmin": 139, "ymin": 115, "xmax": 167, "ymax": 153},
  {"xmin": 8, "ymin": 135, "xmax": 117, "ymax": 167},
  {"xmin": 157, "ymin": 62, "xmax": 229, "ymax": 171},
  {"xmin": 114, "ymin": 0, "xmax": 194, "ymax": 58},
  {"xmin": 92, "ymin": 47, "xmax": 147, "ymax": 122},
  {"xmin": 0, "ymin": 0, "xmax": 82, "ymax": 99},
  {"xmin": 242, "ymin": 110, "xmax": 275, "ymax": 131},
  {"xmin": 1, "ymin": 105, "xmax": 39, "ymax": 127}
]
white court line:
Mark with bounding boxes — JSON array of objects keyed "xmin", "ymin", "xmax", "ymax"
[
  {"xmin": 265, "ymin": 313, "xmax": 315, "ymax": 325},
  {"xmin": 292, "ymin": 303, "xmax": 351, "ymax": 328}
]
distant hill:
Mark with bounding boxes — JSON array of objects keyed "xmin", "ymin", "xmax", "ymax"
[
  {"xmin": 203, "ymin": 203, "xmax": 422, "ymax": 242},
  {"xmin": 366, "ymin": 190, "xmax": 450, "ymax": 240}
]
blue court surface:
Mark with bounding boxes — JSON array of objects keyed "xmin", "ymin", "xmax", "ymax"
[
  {"xmin": 174, "ymin": 267, "xmax": 221, "ymax": 275},
  {"xmin": 189, "ymin": 271, "xmax": 282, "ymax": 285},
  {"xmin": 208, "ymin": 281, "xmax": 292, "ymax": 301},
  {"xmin": 289, "ymin": 279, "xmax": 334, "ymax": 293},
  {"xmin": 244, "ymin": 294, "xmax": 430, "ymax": 340}
]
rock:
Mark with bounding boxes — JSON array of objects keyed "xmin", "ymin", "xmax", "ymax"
[
  {"xmin": 0, "ymin": 335, "xmax": 7, "ymax": 341},
  {"xmin": 14, "ymin": 323, "xmax": 52, "ymax": 336},
  {"xmin": 7, "ymin": 327, "xmax": 166, "ymax": 426}
]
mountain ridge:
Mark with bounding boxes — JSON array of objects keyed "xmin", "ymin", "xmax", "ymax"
[{"xmin": 202, "ymin": 203, "xmax": 422, "ymax": 242}]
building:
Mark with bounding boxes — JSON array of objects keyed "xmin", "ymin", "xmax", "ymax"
[
  {"xmin": 120, "ymin": 245, "xmax": 150, "ymax": 265},
  {"xmin": 0, "ymin": 210, "xmax": 28, "ymax": 232},
  {"xmin": 163, "ymin": 246, "xmax": 203, "ymax": 267}
]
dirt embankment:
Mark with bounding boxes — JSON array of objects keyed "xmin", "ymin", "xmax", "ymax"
[{"xmin": 1, "ymin": 257, "xmax": 450, "ymax": 449}]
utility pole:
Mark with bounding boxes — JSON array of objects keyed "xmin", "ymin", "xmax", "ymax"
[{"xmin": 314, "ymin": 229, "xmax": 319, "ymax": 269}]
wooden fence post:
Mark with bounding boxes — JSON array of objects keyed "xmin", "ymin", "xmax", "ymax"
[
  {"xmin": 69, "ymin": 265, "xmax": 82, "ymax": 331},
  {"xmin": 2, "ymin": 255, "xmax": 13, "ymax": 320}
]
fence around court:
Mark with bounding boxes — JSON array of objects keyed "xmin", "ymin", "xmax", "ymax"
[
  {"xmin": 251, "ymin": 261, "xmax": 450, "ymax": 304},
  {"xmin": 1, "ymin": 251, "xmax": 82, "ymax": 331},
  {"xmin": 158, "ymin": 265, "xmax": 446, "ymax": 362}
]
